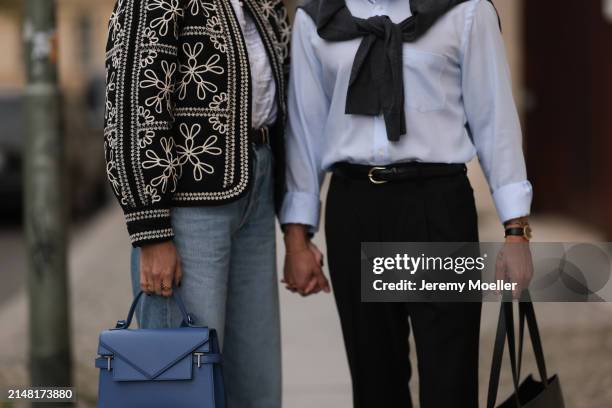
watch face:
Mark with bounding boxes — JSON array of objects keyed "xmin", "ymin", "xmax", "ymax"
[{"xmin": 524, "ymin": 225, "xmax": 533, "ymax": 240}]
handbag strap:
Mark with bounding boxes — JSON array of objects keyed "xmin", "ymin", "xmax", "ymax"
[
  {"xmin": 488, "ymin": 292, "xmax": 549, "ymax": 408},
  {"xmin": 487, "ymin": 294, "xmax": 521, "ymax": 408},
  {"xmin": 518, "ymin": 295, "xmax": 549, "ymax": 383},
  {"xmin": 116, "ymin": 290, "xmax": 195, "ymax": 329}
]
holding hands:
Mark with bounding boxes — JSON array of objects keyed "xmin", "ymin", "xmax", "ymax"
[{"xmin": 282, "ymin": 225, "xmax": 331, "ymax": 296}]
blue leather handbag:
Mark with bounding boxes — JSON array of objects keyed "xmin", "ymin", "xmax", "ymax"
[{"xmin": 96, "ymin": 290, "xmax": 225, "ymax": 408}]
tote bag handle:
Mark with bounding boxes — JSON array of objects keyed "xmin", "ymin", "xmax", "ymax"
[
  {"xmin": 115, "ymin": 290, "xmax": 196, "ymax": 329},
  {"xmin": 486, "ymin": 292, "xmax": 549, "ymax": 408}
]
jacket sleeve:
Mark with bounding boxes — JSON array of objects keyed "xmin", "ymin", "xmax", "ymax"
[
  {"xmin": 273, "ymin": 0, "xmax": 291, "ymax": 80},
  {"xmin": 104, "ymin": 0, "xmax": 184, "ymax": 247}
]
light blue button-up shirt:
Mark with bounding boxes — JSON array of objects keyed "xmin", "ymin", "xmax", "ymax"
[{"xmin": 280, "ymin": 0, "xmax": 533, "ymax": 230}]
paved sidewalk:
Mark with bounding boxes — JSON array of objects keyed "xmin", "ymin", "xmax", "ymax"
[{"xmin": 0, "ymin": 162, "xmax": 611, "ymax": 407}]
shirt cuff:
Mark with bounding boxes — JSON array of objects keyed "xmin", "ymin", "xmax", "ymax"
[
  {"xmin": 492, "ymin": 180, "xmax": 533, "ymax": 223},
  {"xmin": 280, "ymin": 191, "xmax": 321, "ymax": 231}
]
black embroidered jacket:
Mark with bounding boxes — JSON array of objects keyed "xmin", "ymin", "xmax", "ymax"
[{"xmin": 104, "ymin": 0, "xmax": 290, "ymax": 246}]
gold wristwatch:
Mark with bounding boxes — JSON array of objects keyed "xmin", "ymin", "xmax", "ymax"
[{"xmin": 504, "ymin": 224, "xmax": 532, "ymax": 241}]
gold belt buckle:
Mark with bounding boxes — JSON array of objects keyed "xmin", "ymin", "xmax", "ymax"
[{"xmin": 368, "ymin": 166, "xmax": 388, "ymax": 184}]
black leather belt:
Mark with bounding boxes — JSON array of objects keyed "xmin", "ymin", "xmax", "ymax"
[
  {"xmin": 332, "ymin": 162, "xmax": 467, "ymax": 184},
  {"xmin": 249, "ymin": 126, "xmax": 270, "ymax": 146}
]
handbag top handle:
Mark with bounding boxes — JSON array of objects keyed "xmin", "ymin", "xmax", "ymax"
[
  {"xmin": 115, "ymin": 290, "xmax": 196, "ymax": 329},
  {"xmin": 486, "ymin": 291, "xmax": 550, "ymax": 408}
]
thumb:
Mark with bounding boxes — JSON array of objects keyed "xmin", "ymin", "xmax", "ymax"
[
  {"xmin": 317, "ymin": 272, "xmax": 331, "ymax": 293},
  {"xmin": 174, "ymin": 259, "xmax": 183, "ymax": 287}
]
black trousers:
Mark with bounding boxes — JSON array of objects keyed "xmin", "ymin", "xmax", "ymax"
[{"xmin": 325, "ymin": 167, "xmax": 482, "ymax": 408}]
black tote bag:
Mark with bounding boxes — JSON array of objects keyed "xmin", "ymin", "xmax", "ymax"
[{"xmin": 487, "ymin": 294, "xmax": 565, "ymax": 408}]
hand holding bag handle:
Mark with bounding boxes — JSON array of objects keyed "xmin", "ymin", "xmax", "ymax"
[
  {"xmin": 487, "ymin": 292, "xmax": 551, "ymax": 408},
  {"xmin": 115, "ymin": 290, "xmax": 196, "ymax": 329}
]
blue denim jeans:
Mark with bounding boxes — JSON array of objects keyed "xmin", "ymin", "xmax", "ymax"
[{"xmin": 131, "ymin": 144, "xmax": 281, "ymax": 407}]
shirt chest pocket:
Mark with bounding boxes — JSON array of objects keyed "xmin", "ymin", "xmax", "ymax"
[{"xmin": 402, "ymin": 49, "xmax": 447, "ymax": 112}]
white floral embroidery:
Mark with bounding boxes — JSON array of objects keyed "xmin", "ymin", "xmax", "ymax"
[
  {"xmin": 147, "ymin": 0, "xmax": 184, "ymax": 38},
  {"xmin": 208, "ymin": 115, "xmax": 227, "ymax": 134},
  {"xmin": 260, "ymin": 0, "xmax": 276, "ymax": 19},
  {"xmin": 274, "ymin": 8, "xmax": 290, "ymax": 61},
  {"xmin": 137, "ymin": 106, "xmax": 156, "ymax": 148},
  {"xmin": 111, "ymin": 51, "xmax": 122, "ymax": 69},
  {"xmin": 176, "ymin": 123, "xmax": 223, "ymax": 181},
  {"xmin": 144, "ymin": 184, "xmax": 162, "ymax": 203},
  {"xmin": 103, "ymin": 0, "xmax": 289, "ymax": 242},
  {"xmin": 105, "ymin": 152, "xmax": 121, "ymax": 196},
  {"xmin": 142, "ymin": 137, "xmax": 179, "ymax": 193},
  {"xmin": 141, "ymin": 27, "xmax": 159, "ymax": 47},
  {"xmin": 108, "ymin": 0, "xmax": 125, "ymax": 42},
  {"xmin": 209, "ymin": 35, "xmax": 227, "ymax": 53},
  {"xmin": 104, "ymin": 70, "xmax": 117, "ymax": 123},
  {"xmin": 177, "ymin": 43, "xmax": 224, "ymax": 100},
  {"xmin": 141, "ymin": 49, "xmax": 159, "ymax": 67},
  {"xmin": 206, "ymin": 16, "xmax": 223, "ymax": 33},
  {"xmin": 140, "ymin": 60, "xmax": 177, "ymax": 113},
  {"xmin": 208, "ymin": 92, "xmax": 228, "ymax": 110},
  {"xmin": 186, "ymin": 0, "xmax": 216, "ymax": 17}
]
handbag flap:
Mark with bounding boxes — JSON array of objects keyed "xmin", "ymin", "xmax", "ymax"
[{"xmin": 98, "ymin": 327, "xmax": 209, "ymax": 381}]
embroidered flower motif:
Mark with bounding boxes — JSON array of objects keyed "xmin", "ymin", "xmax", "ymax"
[
  {"xmin": 275, "ymin": 8, "xmax": 290, "ymax": 60},
  {"xmin": 147, "ymin": 0, "xmax": 184, "ymax": 38},
  {"xmin": 206, "ymin": 16, "xmax": 223, "ymax": 34},
  {"xmin": 260, "ymin": 0, "xmax": 276, "ymax": 19},
  {"xmin": 142, "ymin": 137, "xmax": 179, "ymax": 193},
  {"xmin": 186, "ymin": 0, "xmax": 216, "ymax": 17},
  {"xmin": 140, "ymin": 60, "xmax": 176, "ymax": 113},
  {"xmin": 208, "ymin": 92, "xmax": 228, "ymax": 110},
  {"xmin": 105, "ymin": 71, "xmax": 117, "ymax": 123},
  {"xmin": 141, "ymin": 27, "xmax": 159, "ymax": 47},
  {"xmin": 138, "ymin": 106, "xmax": 155, "ymax": 125},
  {"xmin": 120, "ymin": 189, "xmax": 130, "ymax": 207},
  {"xmin": 209, "ymin": 35, "xmax": 227, "ymax": 53},
  {"xmin": 137, "ymin": 107, "xmax": 156, "ymax": 147},
  {"xmin": 111, "ymin": 52, "xmax": 122, "ymax": 69},
  {"xmin": 176, "ymin": 123, "xmax": 223, "ymax": 181},
  {"xmin": 140, "ymin": 49, "xmax": 159, "ymax": 67},
  {"xmin": 108, "ymin": 0, "xmax": 125, "ymax": 42},
  {"xmin": 104, "ymin": 135, "xmax": 121, "ymax": 197},
  {"xmin": 208, "ymin": 115, "xmax": 228, "ymax": 134},
  {"xmin": 144, "ymin": 184, "xmax": 161, "ymax": 203},
  {"xmin": 105, "ymin": 128, "xmax": 118, "ymax": 149},
  {"xmin": 177, "ymin": 43, "xmax": 224, "ymax": 101},
  {"xmin": 105, "ymin": 156, "xmax": 121, "ymax": 197}
]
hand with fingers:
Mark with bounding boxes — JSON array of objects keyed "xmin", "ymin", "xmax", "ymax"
[
  {"xmin": 282, "ymin": 225, "xmax": 331, "ymax": 296},
  {"xmin": 139, "ymin": 241, "xmax": 183, "ymax": 297},
  {"xmin": 495, "ymin": 234, "xmax": 534, "ymax": 299}
]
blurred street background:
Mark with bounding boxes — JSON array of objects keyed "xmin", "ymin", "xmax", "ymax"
[{"xmin": 1, "ymin": 0, "xmax": 612, "ymax": 407}]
